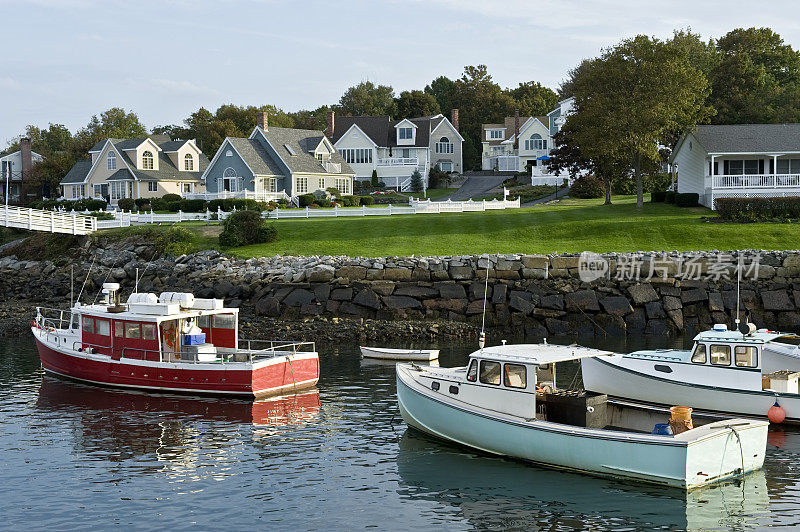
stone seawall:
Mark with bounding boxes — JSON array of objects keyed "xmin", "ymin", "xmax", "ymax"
[{"xmin": 3, "ymin": 244, "xmax": 800, "ymax": 341}]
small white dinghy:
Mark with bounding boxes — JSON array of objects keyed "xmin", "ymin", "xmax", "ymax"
[
  {"xmin": 397, "ymin": 342, "xmax": 768, "ymax": 490},
  {"xmin": 361, "ymin": 346, "xmax": 439, "ymax": 361}
]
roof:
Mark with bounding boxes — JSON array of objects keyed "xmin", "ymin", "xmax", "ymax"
[
  {"xmin": 227, "ymin": 137, "xmax": 284, "ymax": 176},
  {"xmin": 482, "ymin": 116, "xmax": 533, "ymax": 146},
  {"xmin": 691, "ymin": 124, "xmax": 800, "ymax": 154},
  {"xmin": 106, "ymin": 169, "xmax": 133, "ymax": 181},
  {"xmin": 468, "ymin": 343, "xmax": 613, "ymax": 365},
  {"xmin": 693, "ymin": 327, "xmax": 788, "ymax": 345},
  {"xmin": 118, "ymin": 147, "xmax": 208, "ymax": 182},
  {"xmin": 255, "ymin": 127, "xmax": 354, "ymax": 175},
  {"xmin": 89, "ymin": 135, "xmax": 171, "ymax": 153},
  {"xmin": 60, "ymin": 160, "xmax": 92, "ymax": 184},
  {"xmin": 329, "ymin": 114, "xmax": 449, "ymax": 149}
]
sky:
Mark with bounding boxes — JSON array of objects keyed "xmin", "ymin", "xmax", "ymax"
[{"xmin": 1, "ymin": 0, "xmax": 798, "ymax": 147}]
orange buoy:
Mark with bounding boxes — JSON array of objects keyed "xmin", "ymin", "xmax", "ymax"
[{"xmin": 768, "ymin": 400, "xmax": 786, "ymax": 424}]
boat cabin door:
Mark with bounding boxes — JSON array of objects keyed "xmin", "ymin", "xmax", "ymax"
[
  {"xmin": 536, "ymin": 363, "xmax": 556, "ymax": 393},
  {"xmin": 161, "ymin": 320, "xmax": 179, "ymax": 362}
]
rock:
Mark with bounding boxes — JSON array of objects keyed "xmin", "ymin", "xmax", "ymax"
[
  {"xmin": 365, "ymin": 268, "xmax": 384, "ymax": 280},
  {"xmin": 411, "ymin": 267, "xmax": 430, "ymax": 281},
  {"xmin": 492, "ymin": 284, "xmax": 508, "ymax": 303},
  {"xmin": 283, "ymin": 288, "xmax": 314, "ymax": 307},
  {"xmin": 469, "ymin": 281, "xmax": 492, "ymax": 301},
  {"xmin": 645, "ymin": 319, "xmax": 670, "ymax": 335},
  {"xmin": 227, "ymin": 299, "xmax": 242, "ymax": 308},
  {"xmin": 314, "ymin": 284, "xmax": 331, "ymax": 302},
  {"xmin": 600, "ymin": 296, "xmax": 633, "ymax": 316},
  {"xmin": 625, "ymin": 308, "xmax": 647, "ymax": 330},
  {"xmin": 465, "ymin": 300, "xmax": 485, "ymax": 315},
  {"xmin": 335, "ymin": 266, "xmax": 367, "ymax": 280},
  {"xmin": 667, "ymin": 309, "xmax": 684, "ymax": 329},
  {"xmin": 382, "ymin": 295, "xmax": 423, "ymax": 309},
  {"xmin": 384, "ymin": 268, "xmax": 412, "ymax": 281},
  {"xmin": 214, "ymin": 281, "xmax": 235, "ymax": 299},
  {"xmin": 644, "ymin": 301, "xmax": 666, "ymax": 319},
  {"xmin": 708, "ymin": 292, "xmax": 725, "ymax": 312},
  {"xmin": 331, "ymin": 288, "xmax": 353, "ymax": 301},
  {"xmin": 550, "ymin": 256, "xmax": 580, "ymax": 269},
  {"xmin": 521, "ymin": 254, "xmax": 548, "ymax": 269},
  {"xmin": 307, "ymin": 264, "xmax": 335, "ymax": 282},
  {"xmin": 627, "ymin": 283, "xmax": 659, "ymax": 305},
  {"xmin": 545, "ymin": 318, "xmax": 570, "ymax": 335},
  {"xmin": 539, "ymin": 294, "xmax": 565, "ymax": 311},
  {"xmin": 436, "ymin": 282, "xmax": 467, "ymax": 299},
  {"xmin": 395, "ymin": 285, "xmax": 438, "ymax": 299},
  {"xmin": 111, "ymin": 268, "xmax": 127, "ymax": 280},
  {"xmin": 761, "ymin": 290, "xmax": 794, "ymax": 311},
  {"xmin": 509, "ymin": 294, "xmax": 535, "ymax": 315},
  {"xmin": 494, "ymin": 270, "xmax": 520, "ymax": 280},
  {"xmin": 353, "ymin": 288, "xmax": 381, "ymax": 309},
  {"xmin": 370, "ymin": 281, "xmax": 396, "ymax": 296},
  {"xmin": 662, "ymin": 296, "xmax": 682, "ymax": 312},
  {"xmin": 565, "ymin": 290, "xmax": 600, "ymax": 312},
  {"xmin": 681, "ymin": 288, "xmax": 708, "ymax": 304},
  {"xmin": 522, "ymin": 268, "xmax": 547, "ymax": 279},
  {"xmin": 449, "ymin": 266, "xmax": 473, "ymax": 280},
  {"xmin": 783, "ymin": 254, "xmax": 800, "ymax": 268},
  {"xmin": 255, "ymin": 297, "xmax": 281, "ymax": 317}
]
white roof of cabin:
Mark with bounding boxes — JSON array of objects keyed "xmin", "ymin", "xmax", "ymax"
[
  {"xmin": 469, "ymin": 343, "xmax": 613, "ymax": 365},
  {"xmin": 693, "ymin": 329, "xmax": 787, "ymax": 344}
]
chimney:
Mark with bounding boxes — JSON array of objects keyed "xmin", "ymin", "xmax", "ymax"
[
  {"xmin": 20, "ymin": 137, "xmax": 32, "ymax": 201},
  {"xmin": 257, "ymin": 111, "xmax": 268, "ymax": 131},
  {"xmin": 514, "ymin": 109, "xmax": 520, "ymax": 150},
  {"xmin": 451, "ymin": 109, "xmax": 459, "ymax": 131},
  {"xmin": 327, "ymin": 110, "xmax": 335, "ymax": 136}
]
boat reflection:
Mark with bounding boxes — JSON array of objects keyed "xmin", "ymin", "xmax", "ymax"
[{"xmin": 395, "ymin": 430, "xmax": 770, "ymax": 531}]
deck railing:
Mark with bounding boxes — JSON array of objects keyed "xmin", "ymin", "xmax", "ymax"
[
  {"xmin": 377, "ymin": 157, "xmax": 418, "ymax": 166},
  {"xmin": 711, "ymin": 174, "xmax": 800, "ymax": 189},
  {"xmin": 0, "ymin": 205, "xmax": 96, "ymax": 235}
]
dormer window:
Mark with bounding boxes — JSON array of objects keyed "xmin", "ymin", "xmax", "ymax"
[
  {"xmin": 399, "ymin": 127, "xmax": 413, "ymax": 140},
  {"xmin": 226, "ymin": 150, "xmax": 233, "ymax": 157},
  {"xmin": 107, "ymin": 151, "xmax": 116, "ymax": 170},
  {"xmin": 489, "ymin": 129, "xmax": 504, "ymax": 140},
  {"xmin": 142, "ymin": 151, "xmax": 154, "ymax": 170},
  {"xmin": 184, "ymin": 153, "xmax": 194, "ymax": 171}
]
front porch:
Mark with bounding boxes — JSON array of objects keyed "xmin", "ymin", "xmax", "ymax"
[{"xmin": 703, "ymin": 154, "xmax": 800, "ymax": 208}]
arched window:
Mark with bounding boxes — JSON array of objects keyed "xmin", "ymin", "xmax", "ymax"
[
  {"xmin": 222, "ymin": 167, "xmax": 237, "ymax": 192},
  {"xmin": 225, "ymin": 150, "xmax": 233, "ymax": 157},
  {"xmin": 435, "ymin": 136, "xmax": 453, "ymax": 154},
  {"xmin": 525, "ymin": 133, "xmax": 547, "ymax": 151},
  {"xmin": 223, "ymin": 167, "xmax": 237, "ymax": 178},
  {"xmin": 184, "ymin": 153, "xmax": 194, "ymax": 171},
  {"xmin": 142, "ymin": 150, "xmax": 154, "ymax": 170},
  {"xmin": 107, "ymin": 151, "xmax": 116, "ymax": 170}
]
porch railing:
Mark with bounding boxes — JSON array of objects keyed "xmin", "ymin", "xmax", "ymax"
[
  {"xmin": 711, "ymin": 174, "xmax": 800, "ymax": 189},
  {"xmin": 377, "ymin": 157, "xmax": 418, "ymax": 167}
]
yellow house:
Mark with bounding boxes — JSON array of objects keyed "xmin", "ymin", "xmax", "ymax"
[{"xmin": 60, "ymin": 135, "xmax": 209, "ymax": 205}]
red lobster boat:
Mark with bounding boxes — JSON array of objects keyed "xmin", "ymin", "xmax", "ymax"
[{"xmin": 32, "ymin": 283, "xmax": 319, "ymax": 397}]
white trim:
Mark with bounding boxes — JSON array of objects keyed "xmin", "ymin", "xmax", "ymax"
[
  {"xmin": 200, "ymin": 138, "xmax": 259, "ymax": 184},
  {"xmin": 119, "ymin": 137, "xmax": 162, "ymax": 154},
  {"xmin": 394, "ymin": 118, "xmax": 418, "ymax": 129},
  {"xmin": 332, "ymin": 123, "xmax": 379, "ymax": 149},
  {"xmin": 430, "ymin": 117, "xmax": 465, "ymax": 142}
]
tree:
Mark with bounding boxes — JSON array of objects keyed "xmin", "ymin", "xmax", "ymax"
[
  {"xmin": 710, "ymin": 27, "xmax": 800, "ymax": 124},
  {"xmin": 338, "ymin": 81, "xmax": 396, "ymax": 116},
  {"xmin": 395, "ymin": 90, "xmax": 440, "ymax": 119},
  {"xmin": 424, "ymin": 76, "xmax": 456, "ymax": 115},
  {"xmin": 371, "ymin": 169, "xmax": 378, "ymax": 187},
  {"xmin": 506, "ymin": 81, "xmax": 558, "ymax": 117},
  {"xmin": 568, "ymin": 35, "xmax": 712, "ymax": 208},
  {"xmin": 409, "ymin": 169, "xmax": 424, "ymax": 193},
  {"xmin": 79, "ymin": 107, "xmax": 147, "ymax": 141},
  {"xmin": 558, "ymin": 59, "xmax": 592, "ymax": 99}
]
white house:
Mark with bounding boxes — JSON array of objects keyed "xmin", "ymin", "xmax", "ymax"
[
  {"xmin": 670, "ymin": 123, "xmax": 800, "ymax": 209},
  {"xmin": 1, "ymin": 138, "xmax": 43, "ymax": 203},
  {"xmin": 481, "ymin": 97, "xmax": 574, "ymax": 184},
  {"xmin": 328, "ymin": 110, "xmax": 463, "ymax": 191}
]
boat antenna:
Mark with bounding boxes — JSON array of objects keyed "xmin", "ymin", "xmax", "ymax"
[
  {"xmin": 74, "ymin": 254, "xmax": 96, "ymax": 305},
  {"xmin": 70, "ymin": 264, "xmax": 74, "ymax": 308},
  {"xmin": 135, "ymin": 267, "xmax": 139, "ymax": 294},
  {"xmin": 479, "ymin": 254, "xmax": 491, "ymax": 351},
  {"xmin": 735, "ymin": 253, "xmax": 742, "ymax": 334}
]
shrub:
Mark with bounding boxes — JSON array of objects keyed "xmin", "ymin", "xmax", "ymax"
[
  {"xmin": 315, "ymin": 197, "xmax": 331, "ymax": 208},
  {"xmin": 117, "ymin": 198, "xmax": 135, "ymax": 211},
  {"xmin": 371, "ymin": 169, "xmax": 379, "ymax": 187},
  {"xmin": 181, "ymin": 199, "xmax": 207, "ymax": 212},
  {"xmin": 651, "ymin": 191, "xmax": 667, "ymax": 202},
  {"xmin": 219, "ymin": 210, "xmax": 277, "ymax": 247},
  {"xmin": 716, "ymin": 197, "xmax": 800, "ymax": 222},
  {"xmin": 134, "ymin": 198, "xmax": 150, "ymax": 209},
  {"xmin": 674, "ymin": 192, "xmax": 699, "ymax": 207},
  {"xmin": 569, "ymin": 175, "xmax": 604, "ymax": 198},
  {"xmin": 665, "ymin": 191, "xmax": 676, "ymax": 204},
  {"xmin": 165, "ymin": 200, "xmax": 182, "ymax": 212},
  {"xmin": 326, "ymin": 187, "xmax": 340, "ymax": 197},
  {"xmin": 90, "ymin": 212, "xmax": 116, "ymax": 220},
  {"xmin": 409, "ymin": 169, "xmax": 424, "ymax": 192},
  {"xmin": 359, "ymin": 195, "xmax": 374, "ymax": 206},
  {"xmin": 162, "ymin": 193, "xmax": 181, "ymax": 203},
  {"xmin": 298, "ymin": 194, "xmax": 316, "ymax": 207}
]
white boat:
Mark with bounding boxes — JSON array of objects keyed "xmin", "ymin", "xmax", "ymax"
[
  {"xmin": 361, "ymin": 346, "xmax": 439, "ymax": 361},
  {"xmin": 582, "ymin": 323, "xmax": 800, "ymax": 423},
  {"xmin": 396, "ymin": 342, "xmax": 768, "ymax": 490}
]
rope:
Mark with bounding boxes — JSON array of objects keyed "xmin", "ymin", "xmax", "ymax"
[
  {"xmin": 91, "ymin": 267, "xmax": 114, "ymax": 305},
  {"xmin": 74, "ymin": 254, "xmax": 96, "ymax": 304},
  {"xmin": 287, "ymin": 355, "xmax": 297, "ymax": 393}
]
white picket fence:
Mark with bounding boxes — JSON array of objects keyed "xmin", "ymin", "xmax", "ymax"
[
  {"xmin": 0, "ymin": 205, "xmax": 97, "ymax": 235},
  {"xmin": 84, "ymin": 197, "xmax": 521, "ymax": 230}
]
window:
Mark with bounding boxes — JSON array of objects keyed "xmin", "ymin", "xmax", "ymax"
[
  {"xmin": 504, "ymin": 364, "xmax": 527, "ymax": 389},
  {"xmin": 691, "ymin": 344, "xmax": 707, "ymax": 364},
  {"xmin": 335, "ymin": 178, "xmax": 350, "ymax": 195},
  {"xmin": 399, "ymin": 127, "xmax": 413, "ymax": 140},
  {"xmin": 776, "ymin": 159, "xmax": 800, "ymax": 174},
  {"xmin": 319, "ymin": 177, "xmax": 325, "ymax": 190},
  {"xmin": 225, "ymin": 150, "xmax": 233, "ymax": 157},
  {"xmin": 110, "ymin": 181, "xmax": 127, "ymax": 201},
  {"xmin": 142, "ymin": 323, "xmax": 157, "ymax": 341},
  {"xmin": 466, "ymin": 360, "xmax": 478, "ymax": 382},
  {"xmin": 223, "ymin": 168, "xmax": 238, "ymax": 192},
  {"xmin": 93, "ymin": 184, "xmax": 103, "ymax": 198},
  {"xmin": 182, "ymin": 183, "xmax": 192, "ymax": 193},
  {"xmin": 488, "ymin": 129, "xmax": 504, "ymax": 139},
  {"xmin": 114, "ymin": 321, "xmax": 123, "ymax": 338},
  {"xmin": 95, "ymin": 319, "xmax": 110, "ymax": 336},
  {"xmin": 184, "ymin": 154, "xmax": 194, "ymax": 171},
  {"xmin": 266, "ymin": 177, "xmax": 278, "ymax": 193},
  {"xmin": 107, "ymin": 151, "xmax": 116, "ymax": 170},
  {"xmin": 148, "ymin": 182, "xmax": 158, "ymax": 192},
  {"xmin": 339, "ymin": 149, "xmax": 373, "ymax": 164},
  {"xmin": 479, "ymin": 360, "xmax": 502, "ymax": 386},
  {"xmin": 435, "ymin": 136, "xmax": 454, "ymax": 154},
  {"xmin": 296, "ymin": 177, "xmax": 308, "ymax": 194},
  {"xmin": 316, "ymin": 153, "xmax": 323, "ymax": 162},
  {"xmin": 735, "ymin": 346, "xmax": 758, "ymax": 368},
  {"xmin": 710, "ymin": 344, "xmax": 731, "ymax": 366},
  {"xmin": 142, "ymin": 151, "xmax": 154, "ymax": 170},
  {"xmin": 72, "ymin": 185, "xmax": 85, "ymax": 198},
  {"xmin": 198, "ymin": 316, "xmax": 210, "ymax": 328},
  {"xmin": 213, "ymin": 314, "xmax": 235, "ymax": 329},
  {"xmin": 438, "ymin": 162, "xmax": 453, "ymax": 172},
  {"xmin": 125, "ymin": 322, "xmax": 141, "ymax": 339},
  {"xmin": 82, "ymin": 317, "xmax": 94, "ymax": 334},
  {"xmin": 524, "ymin": 134, "xmax": 547, "ymax": 151},
  {"xmin": 725, "ymin": 159, "xmax": 762, "ymax": 176}
]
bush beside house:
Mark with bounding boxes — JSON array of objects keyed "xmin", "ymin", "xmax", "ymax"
[{"xmin": 219, "ymin": 210, "xmax": 278, "ymax": 247}]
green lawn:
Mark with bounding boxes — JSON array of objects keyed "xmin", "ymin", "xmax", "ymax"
[
  {"xmin": 98, "ymin": 195, "xmax": 800, "ymax": 258},
  {"xmin": 406, "ymin": 188, "xmax": 459, "ymax": 201}
]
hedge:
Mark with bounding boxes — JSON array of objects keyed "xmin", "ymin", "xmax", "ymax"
[
  {"xmin": 716, "ymin": 196, "xmax": 800, "ymax": 222},
  {"xmin": 665, "ymin": 191, "xmax": 676, "ymax": 204},
  {"xmin": 651, "ymin": 191, "xmax": 667, "ymax": 202},
  {"xmin": 569, "ymin": 175, "xmax": 604, "ymax": 198},
  {"xmin": 674, "ymin": 193, "xmax": 699, "ymax": 207},
  {"xmin": 359, "ymin": 195, "xmax": 374, "ymax": 206}
]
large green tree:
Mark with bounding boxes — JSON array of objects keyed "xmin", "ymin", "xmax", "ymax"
[
  {"xmin": 395, "ymin": 90, "xmax": 440, "ymax": 119},
  {"xmin": 338, "ymin": 81, "xmax": 396, "ymax": 116},
  {"xmin": 565, "ymin": 35, "xmax": 712, "ymax": 207},
  {"xmin": 424, "ymin": 76, "xmax": 456, "ymax": 115},
  {"xmin": 506, "ymin": 81, "xmax": 558, "ymax": 117}
]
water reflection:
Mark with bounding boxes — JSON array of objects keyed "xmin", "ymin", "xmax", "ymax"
[{"xmin": 396, "ymin": 429, "xmax": 771, "ymax": 530}]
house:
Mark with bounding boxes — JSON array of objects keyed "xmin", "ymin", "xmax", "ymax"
[
  {"xmin": 60, "ymin": 135, "xmax": 208, "ymax": 205},
  {"xmin": 200, "ymin": 112, "xmax": 354, "ymax": 201},
  {"xmin": 1, "ymin": 138, "xmax": 44, "ymax": 203},
  {"xmin": 481, "ymin": 97, "xmax": 574, "ymax": 181},
  {"xmin": 670, "ymin": 124, "xmax": 800, "ymax": 209},
  {"xmin": 327, "ymin": 109, "xmax": 463, "ymax": 190}
]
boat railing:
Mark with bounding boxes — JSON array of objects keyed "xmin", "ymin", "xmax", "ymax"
[
  {"xmin": 237, "ymin": 339, "xmax": 316, "ymax": 355},
  {"xmin": 35, "ymin": 306, "xmax": 76, "ymax": 330},
  {"xmin": 118, "ymin": 342, "xmax": 314, "ymax": 364},
  {"xmin": 71, "ymin": 340, "xmax": 112, "ymax": 353}
]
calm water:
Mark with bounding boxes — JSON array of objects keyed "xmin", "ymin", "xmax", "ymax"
[{"xmin": 2, "ymin": 334, "xmax": 800, "ymax": 531}]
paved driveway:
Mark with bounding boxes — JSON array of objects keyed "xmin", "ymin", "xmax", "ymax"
[{"xmin": 447, "ymin": 175, "xmax": 509, "ymax": 201}]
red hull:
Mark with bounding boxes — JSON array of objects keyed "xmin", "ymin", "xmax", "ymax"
[{"xmin": 35, "ymin": 336, "xmax": 319, "ymax": 398}]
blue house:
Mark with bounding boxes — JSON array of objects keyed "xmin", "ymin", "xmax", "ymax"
[{"xmin": 201, "ymin": 112, "xmax": 354, "ymax": 201}]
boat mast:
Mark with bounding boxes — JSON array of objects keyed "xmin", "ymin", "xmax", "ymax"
[
  {"xmin": 736, "ymin": 254, "xmax": 742, "ymax": 334},
  {"xmin": 479, "ymin": 255, "xmax": 490, "ymax": 350}
]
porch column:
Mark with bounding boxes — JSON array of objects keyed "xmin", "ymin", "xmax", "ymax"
[
  {"xmin": 710, "ymin": 155, "xmax": 715, "ymax": 191},
  {"xmin": 773, "ymin": 154, "xmax": 778, "ymax": 187}
]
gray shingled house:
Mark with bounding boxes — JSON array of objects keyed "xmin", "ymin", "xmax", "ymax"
[{"xmin": 200, "ymin": 112, "xmax": 354, "ymax": 201}]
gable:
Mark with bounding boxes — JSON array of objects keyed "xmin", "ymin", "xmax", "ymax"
[{"xmin": 430, "ymin": 118, "xmax": 464, "ymax": 142}]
